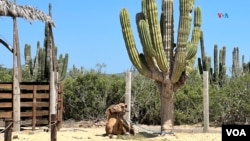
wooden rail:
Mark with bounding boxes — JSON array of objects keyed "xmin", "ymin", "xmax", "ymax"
[{"xmin": 0, "ymin": 82, "xmax": 63, "ymax": 130}]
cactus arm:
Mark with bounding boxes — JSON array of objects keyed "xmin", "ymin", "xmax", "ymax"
[
  {"xmin": 191, "ymin": 7, "xmax": 201, "ymax": 45},
  {"xmin": 120, "ymin": 8, "xmax": 151, "ymax": 77},
  {"xmin": 214, "ymin": 44, "xmax": 218, "ymax": 82},
  {"xmin": 185, "ymin": 7, "xmax": 201, "ymax": 75},
  {"xmin": 24, "ymin": 44, "xmax": 32, "ymax": 80},
  {"xmin": 37, "ymin": 47, "xmax": 44, "ymax": 81},
  {"xmin": 32, "ymin": 46, "xmax": 40, "ymax": 81},
  {"xmin": 141, "ymin": 0, "xmax": 147, "ymax": 22},
  {"xmin": 24, "ymin": 44, "xmax": 33, "ymax": 75},
  {"xmin": 200, "ymin": 31, "xmax": 205, "ymax": 65},
  {"xmin": 161, "ymin": 0, "xmax": 174, "ymax": 66},
  {"xmin": 218, "ymin": 46, "xmax": 226, "ymax": 86},
  {"xmin": 234, "ymin": 47, "xmax": 239, "ymax": 77},
  {"xmin": 222, "ymin": 46, "xmax": 226, "ymax": 76},
  {"xmin": 209, "ymin": 67, "xmax": 213, "ymax": 83},
  {"xmin": 58, "ymin": 54, "xmax": 63, "ymax": 77},
  {"xmin": 136, "ymin": 16, "xmax": 157, "ymax": 57},
  {"xmin": 137, "ymin": 1, "xmax": 162, "ymax": 75},
  {"xmin": 42, "ymin": 48, "xmax": 46, "ymax": 81},
  {"xmin": 138, "ymin": 20, "xmax": 161, "ymax": 71},
  {"xmin": 160, "ymin": 13, "xmax": 164, "ymax": 41},
  {"xmin": 58, "ymin": 53, "xmax": 68, "ymax": 81},
  {"xmin": 185, "ymin": 42, "xmax": 197, "ymax": 60},
  {"xmin": 206, "ymin": 56, "xmax": 211, "ymax": 74},
  {"xmin": 242, "ymin": 55, "xmax": 247, "ymax": 74},
  {"xmin": 188, "ymin": 6, "xmax": 202, "ymax": 64},
  {"xmin": 198, "ymin": 58, "xmax": 203, "ymax": 75},
  {"xmin": 171, "ymin": 0, "xmax": 192, "ymax": 83},
  {"xmin": 146, "ymin": 0, "xmax": 168, "ymax": 72},
  {"xmin": 24, "ymin": 44, "xmax": 31, "ymax": 67},
  {"xmin": 219, "ymin": 49, "xmax": 223, "ymax": 77},
  {"xmin": 198, "ymin": 30, "xmax": 208, "ymax": 72}
]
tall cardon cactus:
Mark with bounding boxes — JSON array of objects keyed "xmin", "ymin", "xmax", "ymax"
[
  {"xmin": 120, "ymin": 0, "xmax": 202, "ymax": 134},
  {"xmin": 232, "ymin": 47, "xmax": 250, "ymax": 76},
  {"xmin": 232, "ymin": 47, "xmax": 241, "ymax": 78}
]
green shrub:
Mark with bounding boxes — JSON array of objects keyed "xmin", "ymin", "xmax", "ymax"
[{"xmin": 174, "ymin": 70, "xmax": 203, "ymax": 125}]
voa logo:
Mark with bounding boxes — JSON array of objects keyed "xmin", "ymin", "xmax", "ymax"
[
  {"xmin": 217, "ymin": 12, "xmax": 229, "ymax": 18},
  {"xmin": 226, "ymin": 129, "xmax": 246, "ymax": 136}
]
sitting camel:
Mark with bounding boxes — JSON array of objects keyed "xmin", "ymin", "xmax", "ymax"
[{"xmin": 105, "ymin": 103, "xmax": 135, "ymax": 138}]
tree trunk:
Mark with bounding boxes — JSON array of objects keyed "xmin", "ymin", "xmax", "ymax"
[{"xmin": 157, "ymin": 80, "xmax": 174, "ymax": 134}]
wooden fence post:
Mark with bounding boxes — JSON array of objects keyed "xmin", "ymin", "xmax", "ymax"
[
  {"xmin": 203, "ymin": 71, "xmax": 209, "ymax": 132},
  {"xmin": 50, "ymin": 115, "xmax": 57, "ymax": 141},
  {"xmin": 32, "ymin": 85, "xmax": 37, "ymax": 131},
  {"xmin": 125, "ymin": 71, "xmax": 132, "ymax": 125},
  {"xmin": 13, "ymin": 68, "xmax": 20, "ymax": 132},
  {"xmin": 4, "ymin": 119, "xmax": 12, "ymax": 141}
]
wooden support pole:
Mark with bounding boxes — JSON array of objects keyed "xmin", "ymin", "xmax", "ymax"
[
  {"xmin": 50, "ymin": 114, "xmax": 57, "ymax": 141},
  {"xmin": 4, "ymin": 119, "xmax": 12, "ymax": 141},
  {"xmin": 32, "ymin": 85, "xmax": 37, "ymax": 131},
  {"xmin": 49, "ymin": 21, "xmax": 58, "ymax": 141},
  {"xmin": 57, "ymin": 83, "xmax": 63, "ymax": 130},
  {"xmin": 12, "ymin": 32, "xmax": 20, "ymax": 132},
  {"xmin": 125, "ymin": 71, "xmax": 131, "ymax": 125},
  {"xmin": 12, "ymin": 0, "xmax": 21, "ymax": 131},
  {"xmin": 203, "ymin": 71, "xmax": 209, "ymax": 132}
]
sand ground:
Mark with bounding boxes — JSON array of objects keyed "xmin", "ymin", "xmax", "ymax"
[{"xmin": 0, "ymin": 120, "xmax": 222, "ymax": 141}]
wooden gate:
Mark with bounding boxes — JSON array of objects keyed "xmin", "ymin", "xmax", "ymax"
[{"xmin": 0, "ymin": 82, "xmax": 63, "ymax": 130}]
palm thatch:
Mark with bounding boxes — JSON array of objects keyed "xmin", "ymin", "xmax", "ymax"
[{"xmin": 0, "ymin": 0, "xmax": 54, "ymax": 26}]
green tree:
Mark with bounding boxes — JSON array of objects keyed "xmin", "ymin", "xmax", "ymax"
[
  {"xmin": 0, "ymin": 65, "xmax": 12, "ymax": 82},
  {"xmin": 130, "ymin": 71, "xmax": 160, "ymax": 125},
  {"xmin": 63, "ymin": 66, "xmax": 125, "ymax": 120},
  {"xmin": 209, "ymin": 74, "xmax": 250, "ymax": 124},
  {"xmin": 174, "ymin": 69, "xmax": 203, "ymax": 125}
]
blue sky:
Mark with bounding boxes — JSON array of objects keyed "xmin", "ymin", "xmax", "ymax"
[{"xmin": 0, "ymin": 0, "xmax": 249, "ymax": 74}]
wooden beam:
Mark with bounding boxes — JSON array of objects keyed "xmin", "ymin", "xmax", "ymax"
[
  {"xmin": 0, "ymin": 94, "xmax": 12, "ymax": 99},
  {"xmin": 2, "ymin": 93, "xmax": 49, "ymax": 99},
  {"xmin": 0, "ymin": 112, "xmax": 12, "ymax": 118},
  {"xmin": 20, "ymin": 85, "xmax": 49, "ymax": 91},
  {"xmin": 0, "ymin": 102, "xmax": 12, "ymax": 108},
  {"xmin": 21, "ymin": 102, "xmax": 49, "ymax": 107},
  {"xmin": 21, "ymin": 94, "xmax": 49, "ymax": 99},
  {"xmin": 21, "ymin": 110, "xmax": 49, "ymax": 117},
  {"xmin": 0, "ymin": 84, "xmax": 12, "ymax": 89}
]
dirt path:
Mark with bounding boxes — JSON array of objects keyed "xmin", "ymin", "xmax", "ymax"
[{"xmin": 1, "ymin": 124, "xmax": 222, "ymax": 141}]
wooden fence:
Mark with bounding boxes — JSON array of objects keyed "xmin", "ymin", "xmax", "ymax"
[{"xmin": 0, "ymin": 82, "xmax": 63, "ymax": 130}]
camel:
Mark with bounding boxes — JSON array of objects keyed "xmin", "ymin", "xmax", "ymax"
[{"xmin": 105, "ymin": 103, "xmax": 135, "ymax": 138}]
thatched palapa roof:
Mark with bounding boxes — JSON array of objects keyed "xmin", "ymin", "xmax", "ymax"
[{"xmin": 0, "ymin": 0, "xmax": 54, "ymax": 26}]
